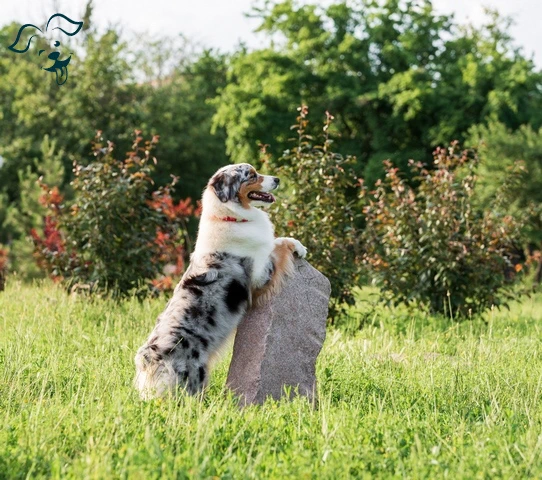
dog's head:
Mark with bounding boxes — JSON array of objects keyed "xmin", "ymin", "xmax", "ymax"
[
  {"xmin": 8, "ymin": 14, "xmax": 83, "ymax": 85},
  {"xmin": 208, "ymin": 163, "xmax": 280, "ymax": 209}
]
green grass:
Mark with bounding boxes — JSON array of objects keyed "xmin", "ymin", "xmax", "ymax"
[{"xmin": 1, "ymin": 282, "xmax": 541, "ymax": 479}]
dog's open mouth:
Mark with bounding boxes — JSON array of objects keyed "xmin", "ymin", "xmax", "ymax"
[
  {"xmin": 247, "ymin": 191, "xmax": 275, "ymax": 203},
  {"xmin": 43, "ymin": 54, "xmax": 71, "ymax": 85}
]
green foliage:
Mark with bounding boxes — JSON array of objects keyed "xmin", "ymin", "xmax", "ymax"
[
  {"xmin": 361, "ymin": 144, "xmax": 525, "ymax": 317},
  {"xmin": 264, "ymin": 107, "xmax": 361, "ymax": 318},
  {"xmin": 214, "ymin": 1, "xmax": 542, "ymax": 185},
  {"xmin": 1, "ymin": 282, "xmax": 542, "ymax": 477},
  {"xmin": 2, "ymin": 1, "xmax": 541, "ymax": 302},
  {"xmin": 469, "ymin": 120, "xmax": 542, "ymax": 246},
  {"xmin": 0, "ymin": 23, "xmax": 141, "ymax": 202},
  {"xmin": 213, "ymin": 48, "xmax": 311, "ymax": 164},
  {"xmin": 0, "ymin": 191, "xmax": 9, "ymax": 245},
  {"xmin": 34, "ymin": 132, "xmax": 195, "ymax": 296},
  {"xmin": 138, "ymin": 47, "xmax": 230, "ymax": 198},
  {"xmin": 0, "ymin": 22, "xmax": 229, "ymax": 208},
  {"xmin": 0, "ymin": 23, "xmax": 67, "ymax": 201},
  {"xmin": 2, "ymin": 135, "xmax": 65, "ymax": 279}
]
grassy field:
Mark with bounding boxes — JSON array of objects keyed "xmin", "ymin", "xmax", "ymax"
[{"xmin": 1, "ymin": 282, "xmax": 541, "ymax": 479}]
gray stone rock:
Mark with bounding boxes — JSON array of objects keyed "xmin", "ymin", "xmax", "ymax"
[{"xmin": 226, "ymin": 258, "xmax": 330, "ymax": 405}]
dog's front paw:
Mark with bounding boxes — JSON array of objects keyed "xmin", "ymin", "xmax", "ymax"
[
  {"xmin": 275, "ymin": 237, "xmax": 307, "ymax": 258},
  {"xmin": 292, "ymin": 239, "xmax": 307, "ymax": 258}
]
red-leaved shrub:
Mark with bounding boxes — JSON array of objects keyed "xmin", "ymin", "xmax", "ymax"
[
  {"xmin": 0, "ymin": 246, "xmax": 8, "ymax": 291},
  {"xmin": 33, "ymin": 131, "xmax": 197, "ymax": 297},
  {"xmin": 361, "ymin": 142, "xmax": 525, "ymax": 317}
]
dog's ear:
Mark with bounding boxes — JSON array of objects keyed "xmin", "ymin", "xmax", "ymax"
[
  {"xmin": 45, "ymin": 13, "xmax": 83, "ymax": 37},
  {"xmin": 8, "ymin": 24, "xmax": 43, "ymax": 53},
  {"xmin": 209, "ymin": 170, "xmax": 240, "ymax": 203}
]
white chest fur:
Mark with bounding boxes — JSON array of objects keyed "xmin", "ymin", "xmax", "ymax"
[{"xmin": 192, "ymin": 210, "xmax": 275, "ymax": 287}]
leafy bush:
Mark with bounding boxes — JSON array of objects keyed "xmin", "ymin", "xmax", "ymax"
[
  {"xmin": 263, "ymin": 106, "xmax": 362, "ymax": 319},
  {"xmin": 469, "ymin": 120, "xmax": 542, "ymax": 284},
  {"xmin": 361, "ymin": 143, "xmax": 525, "ymax": 317},
  {"xmin": 34, "ymin": 132, "xmax": 197, "ymax": 296}
]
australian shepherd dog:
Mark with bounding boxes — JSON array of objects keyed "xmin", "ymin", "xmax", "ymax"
[{"xmin": 134, "ymin": 163, "xmax": 307, "ymax": 399}]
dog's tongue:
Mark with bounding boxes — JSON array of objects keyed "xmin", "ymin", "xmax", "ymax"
[{"xmin": 55, "ymin": 65, "xmax": 68, "ymax": 85}]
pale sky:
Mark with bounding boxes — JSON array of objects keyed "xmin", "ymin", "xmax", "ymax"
[{"xmin": 2, "ymin": 0, "xmax": 542, "ymax": 66}]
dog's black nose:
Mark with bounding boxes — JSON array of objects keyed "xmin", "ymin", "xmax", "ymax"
[{"xmin": 274, "ymin": 177, "xmax": 280, "ymax": 186}]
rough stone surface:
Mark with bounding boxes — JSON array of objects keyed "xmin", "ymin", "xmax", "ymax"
[{"xmin": 226, "ymin": 258, "xmax": 330, "ymax": 405}]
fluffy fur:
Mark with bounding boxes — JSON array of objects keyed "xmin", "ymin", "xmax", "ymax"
[{"xmin": 135, "ymin": 163, "xmax": 306, "ymax": 399}]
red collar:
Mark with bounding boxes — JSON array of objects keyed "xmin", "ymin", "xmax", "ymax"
[{"xmin": 217, "ymin": 216, "xmax": 249, "ymax": 223}]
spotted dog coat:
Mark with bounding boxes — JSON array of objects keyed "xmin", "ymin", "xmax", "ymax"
[
  {"xmin": 135, "ymin": 163, "xmax": 307, "ymax": 399},
  {"xmin": 135, "ymin": 252, "xmax": 252, "ymax": 397}
]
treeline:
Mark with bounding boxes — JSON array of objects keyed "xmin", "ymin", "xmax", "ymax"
[{"xmin": 0, "ymin": 0, "xmax": 541, "ymax": 288}]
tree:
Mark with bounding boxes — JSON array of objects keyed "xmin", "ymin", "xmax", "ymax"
[
  {"xmin": 0, "ymin": 20, "xmax": 230, "ymax": 210},
  {"xmin": 214, "ymin": 1, "xmax": 542, "ymax": 186},
  {"xmin": 0, "ymin": 23, "xmax": 140, "ymax": 203},
  {"xmin": 137, "ymin": 47, "xmax": 231, "ymax": 200},
  {"xmin": 0, "ymin": 23, "xmax": 67, "ymax": 201}
]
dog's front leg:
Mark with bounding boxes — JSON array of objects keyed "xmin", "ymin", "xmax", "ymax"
[
  {"xmin": 252, "ymin": 237, "xmax": 307, "ymax": 306},
  {"xmin": 274, "ymin": 237, "xmax": 307, "ymax": 259}
]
